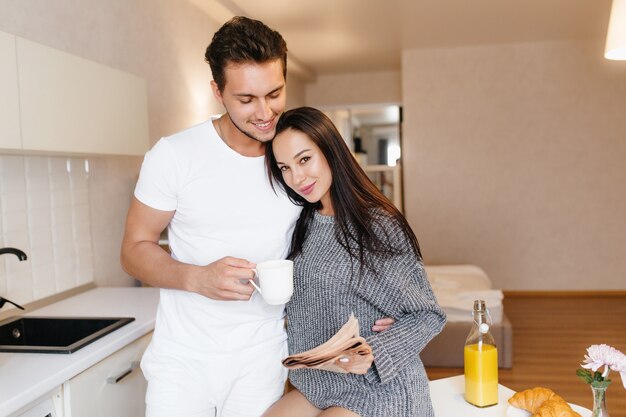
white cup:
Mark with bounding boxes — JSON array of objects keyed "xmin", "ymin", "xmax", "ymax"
[{"xmin": 249, "ymin": 260, "xmax": 294, "ymax": 305}]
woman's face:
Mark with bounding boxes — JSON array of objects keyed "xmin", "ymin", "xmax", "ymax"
[{"xmin": 273, "ymin": 128, "xmax": 334, "ymax": 214}]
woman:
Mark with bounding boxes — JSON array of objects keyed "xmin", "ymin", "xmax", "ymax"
[{"xmin": 262, "ymin": 107, "xmax": 446, "ymax": 417}]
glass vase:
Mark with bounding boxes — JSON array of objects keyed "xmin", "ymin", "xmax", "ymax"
[{"xmin": 591, "ymin": 385, "xmax": 610, "ymax": 417}]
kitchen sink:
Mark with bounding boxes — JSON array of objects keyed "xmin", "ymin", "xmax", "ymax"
[{"xmin": 0, "ymin": 316, "xmax": 135, "ymax": 354}]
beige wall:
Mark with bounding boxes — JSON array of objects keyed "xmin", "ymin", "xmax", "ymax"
[
  {"xmin": 286, "ymin": 73, "xmax": 307, "ymax": 110},
  {"xmin": 306, "ymin": 70, "xmax": 401, "ymax": 107},
  {"xmin": 402, "ymin": 39, "xmax": 626, "ymax": 290}
]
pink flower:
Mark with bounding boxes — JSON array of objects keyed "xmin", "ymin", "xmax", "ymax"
[
  {"xmin": 610, "ymin": 354, "xmax": 626, "ymax": 389},
  {"xmin": 581, "ymin": 344, "xmax": 626, "ymax": 388}
]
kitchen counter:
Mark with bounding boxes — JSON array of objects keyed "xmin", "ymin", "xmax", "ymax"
[{"xmin": 0, "ymin": 287, "xmax": 160, "ymax": 417}]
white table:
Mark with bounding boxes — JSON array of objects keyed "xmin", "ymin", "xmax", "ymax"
[{"xmin": 429, "ymin": 375, "xmax": 591, "ymax": 417}]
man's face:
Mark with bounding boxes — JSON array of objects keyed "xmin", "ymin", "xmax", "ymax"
[{"xmin": 213, "ymin": 59, "xmax": 286, "ymax": 143}]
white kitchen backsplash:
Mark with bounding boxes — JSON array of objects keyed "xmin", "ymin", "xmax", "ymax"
[{"xmin": 0, "ymin": 154, "xmax": 94, "ymax": 307}]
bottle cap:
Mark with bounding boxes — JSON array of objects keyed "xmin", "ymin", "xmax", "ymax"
[{"xmin": 473, "ymin": 299, "xmax": 486, "ymax": 312}]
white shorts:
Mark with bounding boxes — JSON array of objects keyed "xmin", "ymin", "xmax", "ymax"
[{"xmin": 141, "ymin": 340, "xmax": 288, "ymax": 417}]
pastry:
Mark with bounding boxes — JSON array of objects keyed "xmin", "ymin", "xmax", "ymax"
[
  {"xmin": 508, "ymin": 387, "xmax": 559, "ymax": 413},
  {"xmin": 508, "ymin": 387, "xmax": 581, "ymax": 417},
  {"xmin": 533, "ymin": 397, "xmax": 582, "ymax": 417}
]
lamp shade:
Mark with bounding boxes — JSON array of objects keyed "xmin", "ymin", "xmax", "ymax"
[{"xmin": 605, "ymin": 0, "xmax": 626, "ymax": 60}]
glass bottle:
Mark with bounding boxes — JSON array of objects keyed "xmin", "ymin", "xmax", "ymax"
[{"xmin": 464, "ymin": 299, "xmax": 499, "ymax": 407}]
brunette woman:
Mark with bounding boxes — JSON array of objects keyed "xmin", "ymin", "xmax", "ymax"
[{"xmin": 262, "ymin": 107, "xmax": 446, "ymax": 417}]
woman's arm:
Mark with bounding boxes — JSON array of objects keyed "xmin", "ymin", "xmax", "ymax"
[
  {"xmin": 365, "ymin": 262, "xmax": 446, "ymax": 383},
  {"xmin": 357, "ymin": 218, "xmax": 447, "ymax": 383}
]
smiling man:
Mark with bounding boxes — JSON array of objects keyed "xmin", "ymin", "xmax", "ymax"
[
  {"xmin": 210, "ymin": 58, "xmax": 285, "ymax": 155},
  {"xmin": 121, "ymin": 17, "xmax": 301, "ymax": 417},
  {"xmin": 121, "ymin": 16, "xmax": 394, "ymax": 417}
]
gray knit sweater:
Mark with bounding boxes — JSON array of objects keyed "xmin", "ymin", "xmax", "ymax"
[{"xmin": 286, "ymin": 211, "xmax": 446, "ymax": 417}]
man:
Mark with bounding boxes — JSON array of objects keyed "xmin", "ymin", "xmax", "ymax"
[{"xmin": 121, "ymin": 16, "xmax": 391, "ymax": 417}]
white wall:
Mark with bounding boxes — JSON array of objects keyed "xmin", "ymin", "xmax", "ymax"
[{"xmin": 402, "ymin": 39, "xmax": 626, "ymax": 290}]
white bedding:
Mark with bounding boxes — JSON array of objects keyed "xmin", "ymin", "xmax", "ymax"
[{"xmin": 424, "ymin": 265, "xmax": 503, "ymax": 324}]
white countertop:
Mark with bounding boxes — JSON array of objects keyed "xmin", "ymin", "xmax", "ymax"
[
  {"xmin": 429, "ymin": 375, "xmax": 591, "ymax": 417},
  {"xmin": 0, "ymin": 287, "xmax": 160, "ymax": 417}
]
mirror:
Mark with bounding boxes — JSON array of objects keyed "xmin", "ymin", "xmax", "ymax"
[{"xmin": 322, "ymin": 105, "xmax": 403, "ymax": 211}]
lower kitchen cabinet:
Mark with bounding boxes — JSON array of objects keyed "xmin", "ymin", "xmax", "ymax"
[{"xmin": 63, "ymin": 332, "xmax": 152, "ymax": 417}]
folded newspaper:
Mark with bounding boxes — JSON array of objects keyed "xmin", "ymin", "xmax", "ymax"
[{"xmin": 282, "ymin": 313, "xmax": 372, "ymax": 373}]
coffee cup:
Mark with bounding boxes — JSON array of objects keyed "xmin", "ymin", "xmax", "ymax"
[{"xmin": 249, "ymin": 259, "xmax": 294, "ymax": 305}]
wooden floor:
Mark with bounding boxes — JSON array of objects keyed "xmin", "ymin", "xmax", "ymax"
[{"xmin": 425, "ymin": 294, "xmax": 626, "ymax": 417}]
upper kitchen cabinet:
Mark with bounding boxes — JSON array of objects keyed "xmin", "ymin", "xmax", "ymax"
[
  {"xmin": 0, "ymin": 31, "xmax": 21, "ymax": 150},
  {"xmin": 12, "ymin": 35, "xmax": 149, "ymax": 155}
]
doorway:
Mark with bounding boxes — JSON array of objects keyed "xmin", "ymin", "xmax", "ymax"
[{"xmin": 322, "ymin": 104, "xmax": 403, "ymax": 211}]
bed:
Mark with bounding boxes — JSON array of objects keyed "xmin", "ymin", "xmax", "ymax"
[{"xmin": 420, "ymin": 265, "xmax": 513, "ymax": 368}]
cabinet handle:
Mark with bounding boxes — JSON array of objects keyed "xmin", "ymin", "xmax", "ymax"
[{"xmin": 107, "ymin": 361, "xmax": 140, "ymax": 384}]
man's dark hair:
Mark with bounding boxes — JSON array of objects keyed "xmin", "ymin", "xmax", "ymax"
[{"xmin": 205, "ymin": 16, "xmax": 288, "ymax": 91}]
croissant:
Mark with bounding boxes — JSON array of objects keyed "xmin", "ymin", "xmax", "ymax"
[
  {"xmin": 508, "ymin": 387, "xmax": 559, "ymax": 413},
  {"xmin": 532, "ymin": 397, "xmax": 582, "ymax": 417}
]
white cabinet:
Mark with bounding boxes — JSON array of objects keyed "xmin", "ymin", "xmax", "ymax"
[
  {"xmin": 0, "ymin": 30, "xmax": 149, "ymax": 156},
  {"xmin": 64, "ymin": 333, "xmax": 152, "ymax": 417},
  {"xmin": 8, "ymin": 388, "xmax": 63, "ymax": 417},
  {"xmin": 0, "ymin": 31, "xmax": 21, "ymax": 150}
]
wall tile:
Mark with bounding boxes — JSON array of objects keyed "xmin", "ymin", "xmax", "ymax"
[
  {"xmin": 1, "ymin": 200, "xmax": 29, "ymax": 235},
  {"xmin": 32, "ymin": 263, "xmax": 57, "ymax": 300},
  {"xmin": 5, "ymin": 255, "xmax": 32, "ymax": 303},
  {"xmin": 2, "ymin": 229, "xmax": 32, "ymax": 305},
  {"xmin": 54, "ymin": 255, "xmax": 76, "ymax": 293},
  {"xmin": 0, "ymin": 257, "xmax": 7, "ymax": 295},
  {"xmin": 88, "ymin": 155, "xmax": 140, "ymax": 287},
  {"xmin": 1, "ymin": 153, "xmax": 140, "ymax": 302},
  {"xmin": 28, "ymin": 230, "xmax": 53, "ymax": 266},
  {"xmin": 0, "ymin": 155, "xmax": 97, "ymax": 306},
  {"xmin": 0, "ymin": 155, "xmax": 26, "ymax": 194},
  {"xmin": 28, "ymin": 208, "xmax": 53, "ymax": 234}
]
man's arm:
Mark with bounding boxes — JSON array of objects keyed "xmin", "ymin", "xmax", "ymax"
[{"xmin": 120, "ymin": 197, "xmax": 255, "ymax": 301}]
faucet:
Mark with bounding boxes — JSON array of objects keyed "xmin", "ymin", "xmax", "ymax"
[
  {"xmin": 0, "ymin": 247, "xmax": 28, "ymax": 261},
  {"xmin": 0, "ymin": 297, "xmax": 25, "ymax": 311},
  {"xmin": 0, "ymin": 247, "xmax": 28, "ymax": 311}
]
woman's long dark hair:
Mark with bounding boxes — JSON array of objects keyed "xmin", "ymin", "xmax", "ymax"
[{"xmin": 266, "ymin": 107, "xmax": 422, "ymax": 270}]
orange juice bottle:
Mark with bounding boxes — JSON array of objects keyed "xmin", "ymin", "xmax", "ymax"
[{"xmin": 464, "ymin": 300, "xmax": 498, "ymax": 407}]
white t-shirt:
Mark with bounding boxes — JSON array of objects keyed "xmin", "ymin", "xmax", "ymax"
[{"xmin": 135, "ymin": 119, "xmax": 302, "ymax": 357}]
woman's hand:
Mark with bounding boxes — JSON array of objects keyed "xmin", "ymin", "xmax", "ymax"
[
  {"xmin": 334, "ymin": 349, "xmax": 374, "ymax": 374},
  {"xmin": 372, "ymin": 317, "xmax": 395, "ymax": 332}
]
